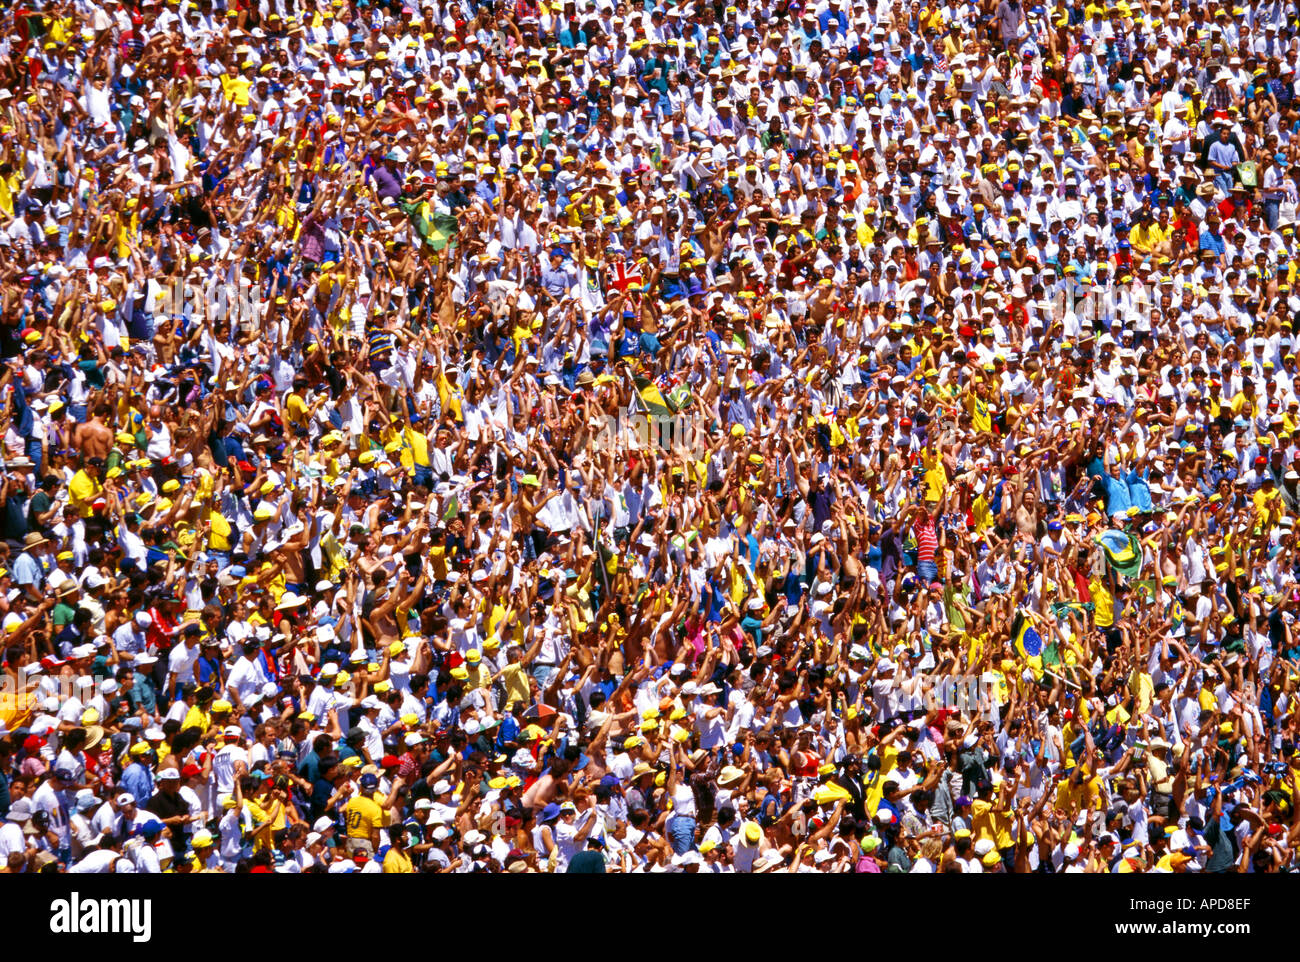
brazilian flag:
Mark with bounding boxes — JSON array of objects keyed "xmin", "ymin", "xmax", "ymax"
[
  {"xmin": 398, "ymin": 197, "xmax": 459, "ymax": 252},
  {"xmin": 666, "ymin": 382, "xmax": 692, "ymax": 413},
  {"xmin": 633, "ymin": 376, "xmax": 673, "ymax": 419},
  {"xmin": 1050, "ymin": 601, "xmax": 1093, "ymax": 620},
  {"xmin": 1010, "ymin": 610, "xmax": 1043, "ymax": 661},
  {"xmin": 1096, "ymin": 530, "xmax": 1144, "ymax": 579},
  {"xmin": 1010, "ymin": 610, "xmax": 1049, "ymax": 682},
  {"xmin": 1040, "ymin": 639, "xmax": 1061, "ymax": 668},
  {"xmin": 427, "ymin": 212, "xmax": 460, "ymax": 251}
]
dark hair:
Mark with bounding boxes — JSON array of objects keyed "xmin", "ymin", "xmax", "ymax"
[{"xmin": 170, "ymin": 726, "xmax": 204, "ymax": 758}]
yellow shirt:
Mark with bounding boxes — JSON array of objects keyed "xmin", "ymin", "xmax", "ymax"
[
  {"xmin": 437, "ymin": 373, "xmax": 464, "ymax": 423},
  {"xmin": 1091, "ymin": 578, "xmax": 1114, "ymax": 628},
  {"xmin": 220, "ymin": 74, "xmax": 252, "ymax": 107},
  {"xmin": 428, "ymin": 544, "xmax": 449, "ymax": 580},
  {"xmin": 403, "ymin": 425, "xmax": 430, "ymax": 468},
  {"xmin": 465, "ymin": 662, "xmax": 491, "ymax": 692},
  {"xmin": 1128, "ymin": 222, "xmax": 1168, "ymax": 254},
  {"xmin": 487, "ymin": 604, "xmax": 524, "ymax": 647},
  {"xmin": 1253, "ymin": 486, "xmax": 1280, "ymax": 524},
  {"xmin": 208, "ymin": 509, "xmax": 233, "ymax": 551},
  {"xmin": 1054, "ymin": 775, "xmax": 1101, "ymax": 816},
  {"xmin": 864, "ymin": 743, "xmax": 900, "ymax": 816},
  {"xmin": 245, "ymin": 798, "xmax": 283, "ymax": 852},
  {"xmin": 383, "ymin": 847, "xmax": 414, "ymax": 873},
  {"xmin": 965, "ymin": 391, "xmax": 992, "ymax": 433},
  {"xmin": 181, "ymin": 705, "xmax": 211, "ymax": 733},
  {"xmin": 1128, "ymin": 669, "xmax": 1154, "ymax": 715},
  {"xmin": 0, "ymin": 171, "xmax": 18, "ymax": 219},
  {"xmin": 971, "ymin": 797, "xmax": 1014, "ymax": 849},
  {"xmin": 68, "ymin": 469, "xmax": 102, "ymax": 518},
  {"xmin": 285, "ymin": 393, "xmax": 311, "ymax": 431},
  {"xmin": 344, "ymin": 794, "xmax": 384, "ymax": 840},
  {"xmin": 922, "ymin": 446, "xmax": 947, "ymax": 503},
  {"xmin": 500, "ymin": 663, "xmax": 532, "ymax": 712},
  {"xmin": 1229, "ymin": 391, "xmax": 1258, "ymax": 419}
]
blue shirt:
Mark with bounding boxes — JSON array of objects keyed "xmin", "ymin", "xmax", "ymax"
[
  {"xmin": 113, "ymin": 623, "xmax": 147, "ymax": 657},
  {"xmin": 1207, "ymin": 139, "xmax": 1241, "ymax": 171},
  {"xmin": 10, "ymin": 382, "xmax": 34, "ymax": 438},
  {"xmin": 12, "ymin": 551, "xmax": 43, "ymax": 588},
  {"xmin": 1095, "ymin": 471, "xmax": 1133, "ymax": 516},
  {"xmin": 121, "ymin": 762, "xmax": 154, "ymax": 805},
  {"xmin": 539, "ymin": 263, "xmax": 574, "ymax": 298}
]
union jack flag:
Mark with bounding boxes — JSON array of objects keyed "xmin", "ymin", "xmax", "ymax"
[{"xmin": 608, "ymin": 260, "xmax": 645, "ymax": 295}]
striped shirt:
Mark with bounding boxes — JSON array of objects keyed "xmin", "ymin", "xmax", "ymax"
[
  {"xmin": 915, "ymin": 516, "xmax": 938, "ymax": 564},
  {"xmin": 366, "ymin": 322, "xmax": 395, "ymax": 363}
]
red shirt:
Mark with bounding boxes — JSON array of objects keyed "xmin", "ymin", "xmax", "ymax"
[
  {"xmin": 146, "ymin": 607, "xmax": 179, "ymax": 653},
  {"xmin": 914, "ymin": 516, "xmax": 938, "ymax": 564},
  {"xmin": 1173, "ymin": 214, "xmax": 1199, "ymax": 253}
]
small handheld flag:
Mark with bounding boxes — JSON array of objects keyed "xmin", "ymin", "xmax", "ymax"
[{"xmin": 1011, "ymin": 610, "xmax": 1043, "ymax": 660}]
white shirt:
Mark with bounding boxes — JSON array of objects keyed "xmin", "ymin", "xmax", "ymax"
[
  {"xmin": 168, "ymin": 641, "xmax": 199, "ymax": 686},
  {"xmin": 226, "ymin": 656, "xmax": 267, "ymax": 705},
  {"xmin": 68, "ymin": 848, "xmax": 124, "ymax": 874},
  {"xmin": 0, "ymin": 822, "xmax": 26, "ymax": 861},
  {"xmin": 212, "ymin": 744, "xmax": 249, "ymax": 796}
]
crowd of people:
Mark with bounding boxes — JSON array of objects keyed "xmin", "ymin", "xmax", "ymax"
[{"xmin": 0, "ymin": 0, "xmax": 1298, "ymax": 874}]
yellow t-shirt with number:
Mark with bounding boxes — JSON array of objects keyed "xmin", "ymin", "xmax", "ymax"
[{"xmin": 344, "ymin": 794, "xmax": 384, "ymax": 840}]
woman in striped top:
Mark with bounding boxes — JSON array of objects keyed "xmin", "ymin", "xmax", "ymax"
[{"xmin": 912, "ymin": 502, "xmax": 940, "ymax": 587}]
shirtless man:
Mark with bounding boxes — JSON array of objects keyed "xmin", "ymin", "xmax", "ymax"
[
  {"xmin": 270, "ymin": 517, "xmax": 313, "ymax": 590},
  {"xmin": 364, "ymin": 567, "xmax": 427, "ymax": 649},
  {"xmin": 514, "ymin": 473, "xmax": 560, "ymax": 558},
  {"xmin": 71, "ymin": 403, "xmax": 113, "ymax": 461}
]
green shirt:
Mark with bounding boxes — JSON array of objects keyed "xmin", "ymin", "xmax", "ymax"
[
  {"xmin": 52, "ymin": 601, "xmax": 76, "ymax": 628},
  {"xmin": 26, "ymin": 491, "xmax": 52, "ymax": 529}
]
